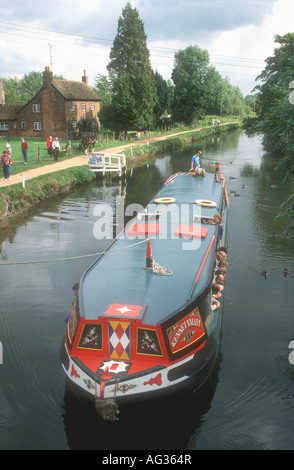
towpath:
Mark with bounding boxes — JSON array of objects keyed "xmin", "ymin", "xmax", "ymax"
[{"xmin": 0, "ymin": 125, "xmax": 220, "ymax": 188}]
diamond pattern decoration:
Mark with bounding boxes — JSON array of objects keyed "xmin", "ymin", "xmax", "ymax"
[{"xmin": 108, "ymin": 321, "xmax": 131, "ymax": 360}]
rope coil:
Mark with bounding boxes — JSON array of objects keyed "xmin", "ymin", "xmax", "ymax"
[{"xmin": 145, "ymin": 259, "xmax": 173, "ymax": 276}]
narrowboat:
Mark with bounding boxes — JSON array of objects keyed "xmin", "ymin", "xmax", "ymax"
[{"xmin": 60, "ymin": 165, "xmax": 229, "ymax": 421}]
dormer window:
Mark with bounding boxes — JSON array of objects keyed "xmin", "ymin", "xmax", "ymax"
[{"xmin": 32, "ymin": 104, "xmax": 41, "ymax": 113}]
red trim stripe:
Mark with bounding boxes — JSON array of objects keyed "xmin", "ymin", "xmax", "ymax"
[
  {"xmin": 194, "ymin": 236, "xmax": 216, "ymax": 284},
  {"xmin": 164, "ymin": 172, "xmax": 181, "ymax": 185}
]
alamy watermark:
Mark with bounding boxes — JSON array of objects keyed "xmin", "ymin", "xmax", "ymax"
[{"xmin": 92, "ymin": 197, "xmax": 205, "ymax": 251}]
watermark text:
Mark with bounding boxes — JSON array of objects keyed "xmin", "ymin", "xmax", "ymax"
[{"xmin": 93, "ymin": 197, "xmax": 204, "ymax": 251}]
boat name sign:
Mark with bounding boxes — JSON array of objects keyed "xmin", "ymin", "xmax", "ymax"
[{"xmin": 167, "ymin": 307, "xmax": 206, "ymax": 354}]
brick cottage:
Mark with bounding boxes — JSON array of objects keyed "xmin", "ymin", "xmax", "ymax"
[{"xmin": 0, "ymin": 67, "xmax": 101, "ymax": 139}]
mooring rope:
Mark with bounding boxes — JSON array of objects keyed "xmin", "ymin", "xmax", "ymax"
[{"xmin": 0, "ymin": 238, "xmax": 149, "ymax": 266}]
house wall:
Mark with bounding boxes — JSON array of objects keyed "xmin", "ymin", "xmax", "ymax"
[
  {"xmin": 0, "ymin": 67, "xmax": 100, "ymax": 139},
  {"xmin": 16, "ymin": 85, "xmax": 67, "ymax": 139},
  {"xmin": 0, "ymin": 120, "xmax": 18, "ymax": 138},
  {"xmin": 16, "ymin": 90, "xmax": 100, "ymax": 139},
  {"xmin": 65, "ymin": 100, "xmax": 100, "ymax": 133}
]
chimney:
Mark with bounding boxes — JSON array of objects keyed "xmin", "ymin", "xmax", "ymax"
[
  {"xmin": 82, "ymin": 70, "xmax": 88, "ymax": 85},
  {"xmin": 43, "ymin": 66, "xmax": 53, "ymax": 87},
  {"xmin": 0, "ymin": 81, "xmax": 5, "ymax": 105}
]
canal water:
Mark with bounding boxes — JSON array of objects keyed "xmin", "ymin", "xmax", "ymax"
[{"xmin": 0, "ymin": 130, "xmax": 293, "ymax": 450}]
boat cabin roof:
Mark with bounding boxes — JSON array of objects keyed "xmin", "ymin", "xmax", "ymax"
[{"xmin": 79, "ymin": 172, "xmax": 225, "ymax": 325}]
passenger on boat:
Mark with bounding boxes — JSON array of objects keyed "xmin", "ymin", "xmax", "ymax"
[
  {"xmin": 205, "ymin": 213, "xmax": 220, "ymax": 224},
  {"xmin": 215, "ymin": 170, "xmax": 223, "ymax": 182},
  {"xmin": 218, "ymin": 260, "xmax": 228, "ymax": 269},
  {"xmin": 215, "ymin": 268, "xmax": 227, "ymax": 278},
  {"xmin": 190, "ymin": 151, "xmax": 202, "ymax": 171},
  {"xmin": 216, "ymin": 246, "xmax": 227, "ymax": 254},
  {"xmin": 215, "ymin": 251, "xmax": 227, "ymax": 263},
  {"xmin": 211, "ymin": 283, "xmax": 222, "ymax": 299},
  {"xmin": 215, "ymin": 273, "xmax": 225, "ymax": 286},
  {"xmin": 72, "ymin": 282, "xmax": 79, "ymax": 295},
  {"xmin": 211, "ymin": 297, "xmax": 220, "ymax": 311}
]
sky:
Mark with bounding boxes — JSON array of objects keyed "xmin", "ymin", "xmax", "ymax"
[{"xmin": 0, "ymin": 0, "xmax": 293, "ymax": 97}]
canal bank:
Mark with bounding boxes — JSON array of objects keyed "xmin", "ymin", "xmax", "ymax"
[{"xmin": 0, "ymin": 122, "xmax": 241, "ymax": 228}]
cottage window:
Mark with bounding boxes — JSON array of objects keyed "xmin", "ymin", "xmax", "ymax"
[
  {"xmin": 34, "ymin": 122, "xmax": 42, "ymax": 131},
  {"xmin": 82, "ymin": 102, "xmax": 86, "ymax": 110},
  {"xmin": 21, "ymin": 121, "xmax": 26, "ymax": 130},
  {"xmin": 91, "ymin": 102, "xmax": 95, "ymax": 111},
  {"xmin": 0, "ymin": 122, "xmax": 8, "ymax": 131},
  {"xmin": 32, "ymin": 104, "xmax": 41, "ymax": 113},
  {"xmin": 71, "ymin": 101, "xmax": 76, "ymax": 111},
  {"xmin": 72, "ymin": 120, "xmax": 77, "ymax": 128}
]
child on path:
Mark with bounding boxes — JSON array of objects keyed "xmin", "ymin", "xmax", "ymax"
[{"xmin": 1, "ymin": 150, "xmax": 12, "ymax": 181}]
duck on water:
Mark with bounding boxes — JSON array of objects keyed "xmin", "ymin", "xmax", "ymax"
[{"xmin": 60, "ymin": 163, "xmax": 229, "ymax": 421}]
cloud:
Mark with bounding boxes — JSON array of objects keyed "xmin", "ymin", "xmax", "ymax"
[
  {"xmin": 1, "ymin": 0, "xmax": 277, "ymax": 44},
  {"xmin": 136, "ymin": 0, "xmax": 277, "ymax": 42},
  {"xmin": 0, "ymin": 0, "xmax": 292, "ymax": 97}
]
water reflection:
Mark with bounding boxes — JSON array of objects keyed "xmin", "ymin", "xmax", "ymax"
[{"xmin": 62, "ymin": 356, "xmax": 222, "ymax": 450}]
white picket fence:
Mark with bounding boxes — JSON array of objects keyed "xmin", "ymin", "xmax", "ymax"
[{"xmin": 88, "ymin": 152, "xmax": 127, "ymax": 177}]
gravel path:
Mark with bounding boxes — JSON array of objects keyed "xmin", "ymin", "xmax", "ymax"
[{"xmin": 0, "ymin": 127, "xmax": 203, "ymax": 188}]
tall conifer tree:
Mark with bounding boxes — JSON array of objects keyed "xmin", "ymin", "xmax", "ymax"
[{"xmin": 106, "ymin": 2, "xmax": 157, "ymax": 132}]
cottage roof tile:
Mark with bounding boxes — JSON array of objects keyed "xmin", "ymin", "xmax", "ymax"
[
  {"xmin": 0, "ymin": 104, "xmax": 23, "ymax": 120},
  {"xmin": 52, "ymin": 80, "xmax": 100, "ymax": 101}
]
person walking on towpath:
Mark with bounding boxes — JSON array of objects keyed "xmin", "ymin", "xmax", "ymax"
[
  {"xmin": 1, "ymin": 150, "xmax": 12, "ymax": 181},
  {"xmin": 47, "ymin": 136, "xmax": 53, "ymax": 156},
  {"xmin": 52, "ymin": 137, "xmax": 60, "ymax": 161},
  {"xmin": 190, "ymin": 150, "xmax": 202, "ymax": 171},
  {"xmin": 21, "ymin": 138, "xmax": 29, "ymax": 164}
]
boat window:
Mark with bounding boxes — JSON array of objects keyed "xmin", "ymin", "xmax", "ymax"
[
  {"xmin": 137, "ymin": 211, "xmax": 163, "ymax": 221},
  {"xmin": 193, "ymin": 215, "xmax": 215, "ymax": 224}
]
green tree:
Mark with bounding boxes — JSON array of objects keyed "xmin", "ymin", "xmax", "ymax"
[
  {"xmin": 0, "ymin": 71, "xmax": 65, "ymax": 103},
  {"xmin": 18, "ymin": 71, "xmax": 43, "ymax": 102},
  {"xmin": 103, "ymin": 2, "xmax": 157, "ymax": 132},
  {"xmin": 244, "ymin": 33, "xmax": 294, "ymax": 235},
  {"xmin": 94, "ymin": 74, "xmax": 112, "ymax": 109},
  {"xmin": 245, "ymin": 33, "xmax": 294, "ymax": 156},
  {"xmin": 153, "ymin": 70, "xmax": 170, "ymax": 124},
  {"xmin": 0, "ymin": 76, "xmax": 22, "ymax": 103},
  {"xmin": 171, "ymin": 45, "xmax": 224, "ymax": 124}
]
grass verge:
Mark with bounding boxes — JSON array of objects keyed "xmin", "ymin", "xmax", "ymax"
[{"xmin": 0, "ymin": 166, "xmax": 95, "ymax": 227}]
